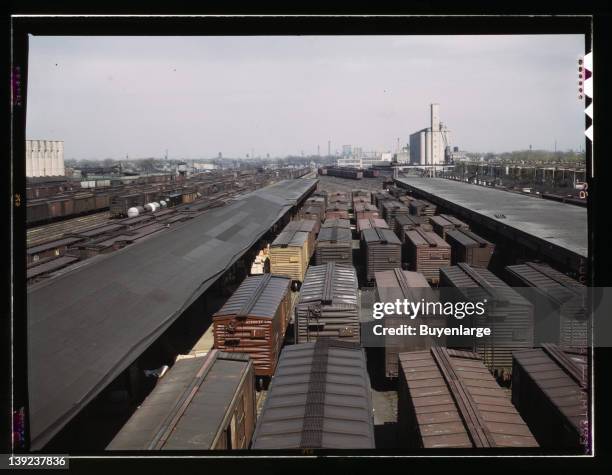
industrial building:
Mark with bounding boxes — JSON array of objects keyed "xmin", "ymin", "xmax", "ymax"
[
  {"xmin": 337, "ymin": 151, "xmax": 393, "ymax": 169},
  {"xmin": 409, "ymin": 104, "xmax": 450, "ymax": 166},
  {"xmin": 26, "ymin": 140, "xmax": 65, "ymax": 177}
]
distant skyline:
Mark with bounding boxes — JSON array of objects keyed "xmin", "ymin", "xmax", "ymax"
[{"xmin": 26, "ymin": 35, "xmax": 585, "ymax": 159}]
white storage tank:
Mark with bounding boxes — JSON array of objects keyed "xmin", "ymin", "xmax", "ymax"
[
  {"xmin": 127, "ymin": 207, "xmax": 140, "ymax": 218},
  {"xmin": 144, "ymin": 202, "xmax": 159, "ymax": 213}
]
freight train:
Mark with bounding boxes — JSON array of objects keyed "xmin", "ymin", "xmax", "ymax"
[
  {"xmin": 318, "ymin": 166, "xmax": 363, "ymax": 180},
  {"xmin": 25, "ymin": 173, "xmax": 176, "ymax": 201},
  {"xmin": 26, "ymin": 168, "xmax": 312, "ymax": 225}
]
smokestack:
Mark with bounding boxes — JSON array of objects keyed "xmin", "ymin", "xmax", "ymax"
[
  {"xmin": 430, "ymin": 103, "xmax": 441, "ymax": 165},
  {"xmin": 431, "ymin": 103, "xmax": 440, "ymax": 131}
]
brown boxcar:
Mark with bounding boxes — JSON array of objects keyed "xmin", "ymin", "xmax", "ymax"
[
  {"xmin": 269, "ymin": 229, "xmax": 310, "ymax": 283},
  {"xmin": 439, "ymin": 263, "xmax": 534, "ymax": 376},
  {"xmin": 61, "ymin": 197, "xmax": 75, "ymax": 217},
  {"xmin": 352, "ymin": 191, "xmax": 371, "ymax": 209},
  {"xmin": 295, "ymin": 263, "xmax": 360, "ymax": 343},
  {"xmin": 47, "ymin": 199, "xmax": 65, "ymax": 219},
  {"xmin": 283, "ymin": 219, "xmax": 320, "ymax": 258},
  {"xmin": 107, "ymin": 350, "xmax": 256, "ymax": 450},
  {"xmin": 94, "ymin": 193, "xmax": 111, "ymax": 210},
  {"xmin": 252, "ymin": 339, "xmax": 375, "ymax": 449},
  {"xmin": 381, "ymin": 201, "xmax": 410, "ymax": 230},
  {"xmin": 26, "ymin": 201, "xmax": 49, "ymax": 225},
  {"xmin": 445, "ymin": 228, "xmax": 495, "ymax": 268},
  {"xmin": 354, "ymin": 202, "xmax": 380, "ymax": 221},
  {"xmin": 430, "ymin": 214, "xmax": 470, "ymax": 239},
  {"xmin": 361, "ymin": 227, "xmax": 402, "ymax": 282},
  {"xmin": 375, "ymin": 269, "xmax": 440, "ymax": 378},
  {"xmin": 372, "ymin": 191, "xmax": 394, "ymax": 211},
  {"xmin": 409, "ymin": 199, "xmax": 437, "ymax": 217},
  {"xmin": 328, "ymin": 191, "xmax": 349, "ymax": 202},
  {"xmin": 403, "ymin": 229, "xmax": 451, "ymax": 283},
  {"xmin": 388, "ymin": 185, "xmax": 407, "ymax": 198},
  {"xmin": 394, "ymin": 214, "xmax": 433, "ymax": 241},
  {"xmin": 398, "ymin": 348, "xmax": 538, "ymax": 449},
  {"xmin": 213, "ymin": 274, "xmax": 292, "ymax": 376},
  {"xmin": 398, "ymin": 195, "xmax": 414, "ymax": 206},
  {"xmin": 321, "ymin": 218, "xmax": 350, "ymax": 229},
  {"xmin": 299, "ymin": 205, "xmax": 324, "ymax": 223},
  {"xmin": 315, "ymin": 226, "xmax": 353, "ymax": 266},
  {"xmin": 73, "ymin": 193, "xmax": 96, "ymax": 215},
  {"xmin": 325, "ymin": 206, "xmax": 350, "ymax": 220},
  {"xmin": 327, "ymin": 202, "xmax": 349, "ymax": 211},
  {"xmin": 352, "ymin": 196, "xmax": 370, "ymax": 209},
  {"xmin": 504, "ymin": 262, "xmax": 587, "ymax": 347},
  {"xmin": 356, "ymin": 217, "xmax": 389, "ymax": 233},
  {"xmin": 312, "ymin": 190, "xmax": 328, "ymax": 207},
  {"xmin": 512, "ymin": 344, "xmax": 588, "ymax": 449},
  {"xmin": 304, "ymin": 196, "xmax": 326, "ymax": 216}
]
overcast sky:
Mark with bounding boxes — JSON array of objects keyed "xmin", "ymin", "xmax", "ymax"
[{"xmin": 26, "ymin": 35, "xmax": 585, "ymax": 159}]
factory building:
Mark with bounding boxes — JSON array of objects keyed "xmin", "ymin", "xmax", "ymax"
[
  {"xmin": 409, "ymin": 104, "xmax": 450, "ymax": 166},
  {"xmin": 26, "ymin": 140, "xmax": 65, "ymax": 177},
  {"xmin": 337, "ymin": 153, "xmax": 393, "ymax": 169},
  {"xmin": 337, "ymin": 156, "xmax": 362, "ymax": 168}
]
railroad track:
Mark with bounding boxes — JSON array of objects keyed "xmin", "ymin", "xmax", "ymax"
[
  {"xmin": 27, "ymin": 211, "xmax": 112, "ymax": 247},
  {"xmin": 25, "ymin": 183, "xmax": 274, "ymax": 250}
]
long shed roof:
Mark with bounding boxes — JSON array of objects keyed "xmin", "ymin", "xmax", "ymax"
[
  {"xmin": 394, "ymin": 177, "xmax": 587, "ymax": 258},
  {"xmin": 26, "ymin": 178, "xmax": 317, "ymax": 449}
]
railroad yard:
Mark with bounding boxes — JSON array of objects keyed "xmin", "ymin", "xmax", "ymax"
[{"xmin": 25, "ymin": 170, "xmax": 589, "ymax": 453}]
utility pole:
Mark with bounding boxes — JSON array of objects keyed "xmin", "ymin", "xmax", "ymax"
[{"xmin": 328, "ymin": 140, "xmax": 331, "ymax": 157}]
